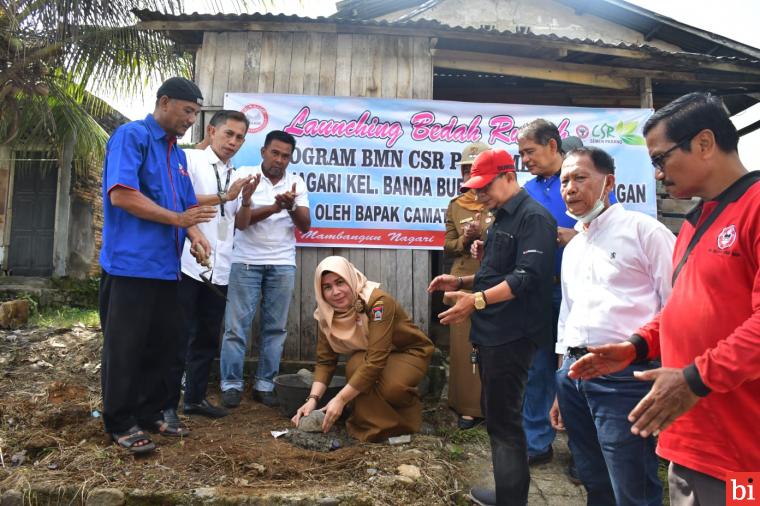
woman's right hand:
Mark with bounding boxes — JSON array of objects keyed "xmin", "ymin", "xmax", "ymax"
[{"xmin": 291, "ymin": 398, "xmax": 318, "ymax": 427}]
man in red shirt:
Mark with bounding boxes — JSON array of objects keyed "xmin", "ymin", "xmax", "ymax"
[{"xmin": 569, "ymin": 92, "xmax": 760, "ymax": 505}]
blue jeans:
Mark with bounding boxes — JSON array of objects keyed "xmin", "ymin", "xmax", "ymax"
[
  {"xmin": 523, "ymin": 347, "xmax": 557, "ymax": 456},
  {"xmin": 556, "ymin": 356, "xmax": 663, "ymax": 506},
  {"xmin": 522, "ymin": 285, "xmax": 561, "ymax": 456},
  {"xmin": 220, "ymin": 263, "xmax": 296, "ymax": 393}
]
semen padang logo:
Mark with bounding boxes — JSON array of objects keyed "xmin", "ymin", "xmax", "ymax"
[
  {"xmin": 717, "ymin": 224, "xmax": 738, "ymax": 250},
  {"xmin": 241, "ymin": 103, "xmax": 269, "ymax": 134}
]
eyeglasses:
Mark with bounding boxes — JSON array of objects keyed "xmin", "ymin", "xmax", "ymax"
[
  {"xmin": 475, "ymin": 173, "xmax": 505, "ymax": 195},
  {"xmin": 650, "ymin": 132, "xmax": 698, "ymax": 172}
]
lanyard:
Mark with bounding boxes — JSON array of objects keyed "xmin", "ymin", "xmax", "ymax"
[{"xmin": 213, "ymin": 162, "xmax": 232, "ymax": 216}]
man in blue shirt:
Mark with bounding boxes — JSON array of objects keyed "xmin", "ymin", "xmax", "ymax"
[
  {"xmin": 519, "ymin": 121, "xmax": 617, "ymax": 477},
  {"xmin": 517, "ymin": 120, "xmax": 576, "ymax": 470},
  {"xmin": 99, "ymin": 77, "xmax": 216, "ymax": 454}
]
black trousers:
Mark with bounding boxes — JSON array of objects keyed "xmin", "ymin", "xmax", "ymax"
[
  {"xmin": 478, "ymin": 338, "xmax": 537, "ymax": 506},
  {"xmin": 165, "ymin": 274, "xmax": 227, "ymax": 408},
  {"xmin": 99, "ymin": 272, "xmax": 182, "ymax": 434}
]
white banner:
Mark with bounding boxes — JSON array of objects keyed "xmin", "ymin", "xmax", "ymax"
[{"xmin": 225, "ymin": 93, "xmax": 655, "ymax": 249}]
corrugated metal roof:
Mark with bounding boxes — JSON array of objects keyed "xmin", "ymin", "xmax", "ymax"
[
  {"xmin": 333, "ymin": 0, "xmax": 422, "ymax": 19},
  {"xmin": 332, "ymin": 0, "xmax": 760, "ymax": 61},
  {"xmin": 556, "ymin": 0, "xmax": 760, "ymax": 60},
  {"xmin": 132, "ymin": 10, "xmax": 760, "ymax": 67}
]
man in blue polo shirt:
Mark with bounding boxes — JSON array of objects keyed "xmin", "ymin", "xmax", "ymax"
[
  {"xmin": 99, "ymin": 77, "xmax": 216, "ymax": 454},
  {"xmin": 518, "ymin": 121, "xmax": 619, "ymax": 478},
  {"xmin": 517, "ymin": 120, "xmax": 577, "ymax": 470}
]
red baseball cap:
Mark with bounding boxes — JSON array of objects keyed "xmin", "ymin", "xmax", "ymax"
[{"xmin": 461, "ymin": 149, "xmax": 516, "ymax": 190}]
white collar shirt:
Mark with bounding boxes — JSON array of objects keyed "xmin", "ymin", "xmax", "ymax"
[
  {"xmin": 557, "ymin": 203, "xmax": 675, "ymax": 354},
  {"xmin": 180, "ymin": 146, "xmax": 241, "ymax": 285},
  {"xmin": 231, "ymin": 165, "xmax": 309, "ymax": 266}
]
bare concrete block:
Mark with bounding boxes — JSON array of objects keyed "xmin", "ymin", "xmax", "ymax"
[
  {"xmin": 297, "ymin": 410, "xmax": 325, "ymax": 433},
  {"xmin": 85, "ymin": 488, "xmax": 124, "ymax": 506},
  {"xmin": 1, "ymin": 490, "xmax": 23, "ymax": 506}
]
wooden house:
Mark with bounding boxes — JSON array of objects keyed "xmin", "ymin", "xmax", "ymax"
[{"xmin": 135, "ymin": 0, "xmax": 760, "ymax": 360}]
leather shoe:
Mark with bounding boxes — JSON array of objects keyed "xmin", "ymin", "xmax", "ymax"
[
  {"xmin": 567, "ymin": 457, "xmax": 582, "ymax": 485},
  {"xmin": 221, "ymin": 389, "xmax": 241, "ymax": 408},
  {"xmin": 528, "ymin": 446, "xmax": 553, "ymax": 466},
  {"xmin": 457, "ymin": 416, "xmax": 483, "ymax": 430},
  {"xmin": 252, "ymin": 389, "xmax": 279, "ymax": 408},
  {"xmin": 467, "ymin": 486, "xmax": 496, "ymax": 506},
  {"xmin": 184, "ymin": 399, "xmax": 228, "ymax": 418}
]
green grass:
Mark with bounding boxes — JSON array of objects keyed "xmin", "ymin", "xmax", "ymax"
[
  {"xmin": 436, "ymin": 426, "xmax": 490, "ymax": 445},
  {"xmin": 659, "ymin": 458, "xmax": 671, "ymax": 506},
  {"xmin": 30, "ymin": 306, "xmax": 100, "ymax": 328}
]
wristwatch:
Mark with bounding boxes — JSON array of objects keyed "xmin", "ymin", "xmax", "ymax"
[
  {"xmin": 473, "ymin": 291, "xmax": 487, "ymax": 310},
  {"xmin": 217, "ymin": 191, "xmax": 227, "ymax": 204}
]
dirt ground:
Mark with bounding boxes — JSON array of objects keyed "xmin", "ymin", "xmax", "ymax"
[{"xmin": 0, "ymin": 323, "xmax": 586, "ymax": 505}]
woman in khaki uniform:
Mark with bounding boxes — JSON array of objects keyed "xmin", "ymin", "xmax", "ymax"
[
  {"xmin": 292, "ymin": 256, "xmax": 434, "ymax": 442},
  {"xmin": 444, "ymin": 142, "xmax": 493, "ymax": 429}
]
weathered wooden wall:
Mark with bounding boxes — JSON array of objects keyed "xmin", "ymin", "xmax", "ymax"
[{"xmin": 193, "ymin": 31, "xmax": 434, "ymax": 362}]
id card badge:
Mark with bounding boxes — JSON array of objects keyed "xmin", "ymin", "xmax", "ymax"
[{"xmin": 217, "ymin": 219, "xmax": 228, "ymax": 241}]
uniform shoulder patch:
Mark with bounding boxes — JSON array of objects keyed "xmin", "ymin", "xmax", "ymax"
[{"xmin": 371, "ymin": 301, "xmax": 384, "ymax": 321}]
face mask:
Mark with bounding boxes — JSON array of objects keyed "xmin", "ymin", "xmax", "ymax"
[{"xmin": 566, "ymin": 177, "xmax": 609, "ymax": 224}]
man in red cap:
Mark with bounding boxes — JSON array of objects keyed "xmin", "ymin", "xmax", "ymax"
[{"xmin": 429, "ymin": 149, "xmax": 557, "ymax": 506}]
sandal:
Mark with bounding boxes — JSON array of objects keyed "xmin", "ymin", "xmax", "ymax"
[
  {"xmin": 147, "ymin": 418, "xmax": 190, "ymax": 437},
  {"xmin": 111, "ymin": 426, "xmax": 156, "ymax": 454}
]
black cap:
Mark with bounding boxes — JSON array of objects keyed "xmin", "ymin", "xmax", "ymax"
[
  {"xmin": 156, "ymin": 77, "xmax": 203, "ymax": 105},
  {"xmin": 561, "ymin": 136, "xmax": 584, "ymax": 153}
]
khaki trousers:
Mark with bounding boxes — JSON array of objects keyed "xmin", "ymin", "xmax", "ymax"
[{"xmin": 345, "ymin": 349, "xmax": 430, "ymax": 442}]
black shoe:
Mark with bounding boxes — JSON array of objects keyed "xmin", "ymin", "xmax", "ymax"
[
  {"xmin": 252, "ymin": 389, "xmax": 279, "ymax": 408},
  {"xmin": 457, "ymin": 416, "xmax": 483, "ymax": 430},
  {"xmin": 184, "ymin": 399, "xmax": 229, "ymax": 418},
  {"xmin": 221, "ymin": 389, "xmax": 241, "ymax": 408},
  {"xmin": 566, "ymin": 459, "xmax": 582, "ymax": 485},
  {"xmin": 528, "ymin": 446, "xmax": 553, "ymax": 466},
  {"xmin": 467, "ymin": 486, "xmax": 496, "ymax": 506}
]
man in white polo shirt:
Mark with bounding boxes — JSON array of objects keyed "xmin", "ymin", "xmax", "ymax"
[
  {"xmin": 220, "ymin": 129, "xmax": 310, "ymax": 408},
  {"xmin": 166, "ymin": 110, "xmax": 258, "ymax": 421},
  {"xmin": 552, "ymin": 147, "xmax": 673, "ymax": 505}
]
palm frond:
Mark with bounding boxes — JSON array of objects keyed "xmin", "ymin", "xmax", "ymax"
[
  {"xmin": 67, "ymin": 24, "xmax": 191, "ymax": 99},
  {"xmin": 0, "ymin": 0, "xmax": 256, "ymax": 168}
]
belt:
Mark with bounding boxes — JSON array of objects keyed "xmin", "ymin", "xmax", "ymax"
[
  {"xmin": 566, "ymin": 346, "xmax": 589, "ymax": 359},
  {"xmin": 552, "ymin": 275, "xmax": 561, "ymax": 285}
]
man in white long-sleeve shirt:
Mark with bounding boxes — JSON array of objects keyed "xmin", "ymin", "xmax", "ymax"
[
  {"xmin": 166, "ymin": 110, "xmax": 258, "ymax": 420},
  {"xmin": 551, "ymin": 147, "xmax": 674, "ymax": 506}
]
